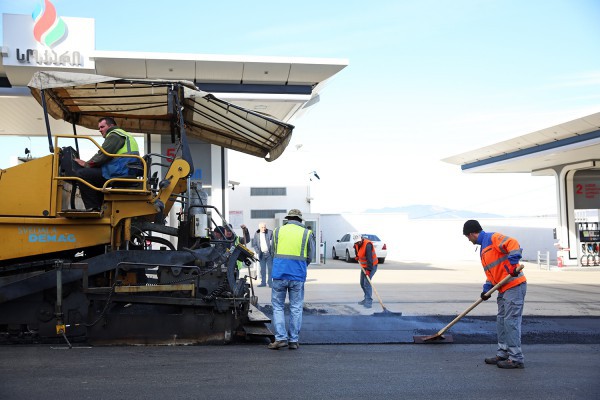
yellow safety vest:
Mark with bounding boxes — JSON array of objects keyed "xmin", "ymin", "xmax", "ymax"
[
  {"xmin": 102, "ymin": 128, "xmax": 141, "ymax": 179},
  {"xmin": 274, "ymin": 223, "xmax": 311, "ymax": 261},
  {"xmin": 111, "ymin": 128, "xmax": 140, "ymax": 154}
]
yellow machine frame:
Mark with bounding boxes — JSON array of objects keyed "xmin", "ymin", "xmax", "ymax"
[{"xmin": 0, "ymin": 134, "xmax": 190, "ymax": 262}]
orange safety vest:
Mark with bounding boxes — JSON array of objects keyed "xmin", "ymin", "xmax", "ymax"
[
  {"xmin": 480, "ymin": 232, "xmax": 526, "ymax": 293},
  {"xmin": 354, "ymin": 239, "xmax": 378, "ymax": 269}
]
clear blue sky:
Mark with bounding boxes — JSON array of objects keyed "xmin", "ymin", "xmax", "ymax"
[{"xmin": 1, "ymin": 0, "xmax": 599, "ymax": 216}]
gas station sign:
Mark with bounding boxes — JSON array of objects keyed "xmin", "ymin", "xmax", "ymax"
[
  {"xmin": 2, "ymin": 0, "xmax": 95, "ymax": 70},
  {"xmin": 573, "ymin": 170, "xmax": 600, "ymax": 209}
]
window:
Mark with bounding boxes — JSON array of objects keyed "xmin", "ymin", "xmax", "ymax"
[
  {"xmin": 251, "ymin": 187, "xmax": 286, "ymax": 196},
  {"xmin": 362, "ymin": 234, "xmax": 380, "ymax": 241},
  {"xmin": 251, "ymin": 209, "xmax": 287, "ymax": 219}
]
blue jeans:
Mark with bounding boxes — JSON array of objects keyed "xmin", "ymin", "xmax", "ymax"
[
  {"xmin": 259, "ymin": 252, "xmax": 273, "ymax": 286},
  {"xmin": 496, "ymin": 282, "xmax": 527, "ymax": 363},
  {"xmin": 359, "ymin": 267, "xmax": 377, "ymax": 304},
  {"xmin": 271, "ymin": 279, "xmax": 304, "ymax": 342}
]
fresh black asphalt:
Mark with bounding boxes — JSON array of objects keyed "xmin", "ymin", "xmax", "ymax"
[{"xmin": 260, "ymin": 305, "xmax": 600, "ymax": 345}]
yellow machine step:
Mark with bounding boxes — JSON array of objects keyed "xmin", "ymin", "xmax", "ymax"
[{"xmin": 57, "ymin": 209, "xmax": 105, "ymax": 219}]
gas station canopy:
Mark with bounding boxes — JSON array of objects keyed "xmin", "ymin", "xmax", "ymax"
[
  {"xmin": 443, "ymin": 112, "xmax": 600, "ymax": 174},
  {"xmin": 0, "ymin": 51, "xmax": 348, "ymax": 157},
  {"xmin": 443, "ymin": 111, "xmax": 600, "ymax": 268}
]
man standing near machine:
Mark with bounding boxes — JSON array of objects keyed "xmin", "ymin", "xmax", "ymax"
[
  {"xmin": 268, "ymin": 209, "xmax": 315, "ymax": 350},
  {"xmin": 463, "ymin": 219, "xmax": 527, "ymax": 369},
  {"xmin": 252, "ymin": 222, "xmax": 274, "ymax": 287}
]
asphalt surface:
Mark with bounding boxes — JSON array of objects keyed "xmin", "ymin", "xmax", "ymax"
[
  {"xmin": 1, "ymin": 344, "xmax": 599, "ymax": 400},
  {"xmin": 255, "ymin": 259, "xmax": 600, "ymax": 345},
  {"xmin": 277, "ymin": 312, "xmax": 600, "ymax": 345},
  {"xmin": 1, "ymin": 259, "xmax": 599, "ymax": 399}
]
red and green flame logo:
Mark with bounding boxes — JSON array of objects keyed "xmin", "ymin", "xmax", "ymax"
[{"xmin": 32, "ymin": 0, "xmax": 67, "ymax": 48}]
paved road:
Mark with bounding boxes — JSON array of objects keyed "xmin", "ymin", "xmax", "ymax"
[
  {"xmin": 253, "ymin": 259, "xmax": 600, "ymax": 344},
  {"xmin": 1, "ymin": 344, "xmax": 599, "ymax": 400},
  {"xmin": 270, "ymin": 259, "xmax": 600, "ymax": 318},
  {"xmin": 1, "ymin": 260, "xmax": 599, "ymax": 399}
]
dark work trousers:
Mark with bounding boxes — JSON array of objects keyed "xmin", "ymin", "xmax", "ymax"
[
  {"xmin": 76, "ymin": 167, "xmax": 106, "ymax": 210},
  {"xmin": 259, "ymin": 252, "xmax": 273, "ymax": 286},
  {"xmin": 359, "ymin": 266, "xmax": 378, "ymax": 304}
]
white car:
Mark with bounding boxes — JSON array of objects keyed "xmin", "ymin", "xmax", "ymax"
[{"xmin": 331, "ymin": 232, "xmax": 387, "ymax": 264}]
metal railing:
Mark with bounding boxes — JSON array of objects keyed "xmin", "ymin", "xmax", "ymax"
[{"xmin": 537, "ymin": 250, "xmax": 550, "ymax": 270}]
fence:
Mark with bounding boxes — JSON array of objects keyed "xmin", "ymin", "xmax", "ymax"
[{"xmin": 537, "ymin": 250, "xmax": 551, "ymax": 270}]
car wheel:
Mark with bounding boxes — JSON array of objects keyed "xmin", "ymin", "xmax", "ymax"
[
  {"xmin": 378, "ymin": 258, "xmax": 385, "ymax": 264},
  {"xmin": 345, "ymin": 250, "xmax": 353, "ymax": 263},
  {"xmin": 332, "ymin": 247, "xmax": 338, "ymax": 260}
]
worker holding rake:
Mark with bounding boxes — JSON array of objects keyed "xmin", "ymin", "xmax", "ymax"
[
  {"xmin": 353, "ymin": 233, "xmax": 378, "ymax": 309},
  {"xmin": 463, "ymin": 220, "xmax": 528, "ymax": 369}
]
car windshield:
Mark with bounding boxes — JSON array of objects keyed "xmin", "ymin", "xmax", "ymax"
[{"xmin": 362, "ymin": 234, "xmax": 380, "ymax": 241}]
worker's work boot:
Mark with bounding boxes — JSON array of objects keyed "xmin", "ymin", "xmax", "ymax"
[
  {"xmin": 288, "ymin": 342, "xmax": 299, "ymax": 350},
  {"xmin": 484, "ymin": 355, "xmax": 508, "ymax": 365},
  {"xmin": 497, "ymin": 359, "xmax": 525, "ymax": 369},
  {"xmin": 267, "ymin": 340, "xmax": 288, "ymax": 350},
  {"xmin": 363, "ymin": 302, "xmax": 372, "ymax": 309},
  {"xmin": 357, "ymin": 299, "xmax": 366, "ymax": 305}
]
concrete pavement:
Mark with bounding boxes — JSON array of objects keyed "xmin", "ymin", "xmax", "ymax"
[
  {"xmin": 249, "ymin": 259, "xmax": 600, "ymax": 344},
  {"xmin": 251, "ymin": 259, "xmax": 600, "ymax": 317}
]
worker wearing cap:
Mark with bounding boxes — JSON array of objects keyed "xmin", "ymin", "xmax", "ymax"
[
  {"xmin": 267, "ymin": 209, "xmax": 315, "ymax": 350},
  {"xmin": 353, "ymin": 233, "xmax": 378, "ymax": 309},
  {"xmin": 463, "ymin": 219, "xmax": 527, "ymax": 369}
]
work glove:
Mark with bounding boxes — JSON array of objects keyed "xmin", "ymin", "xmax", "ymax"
[
  {"xmin": 480, "ymin": 282, "xmax": 493, "ymax": 301},
  {"xmin": 364, "ymin": 269, "xmax": 371, "ymax": 277},
  {"xmin": 504, "ymin": 264, "xmax": 520, "ymax": 277}
]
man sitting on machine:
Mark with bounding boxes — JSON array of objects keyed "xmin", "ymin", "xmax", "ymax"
[{"xmin": 73, "ymin": 117, "xmax": 141, "ymax": 211}]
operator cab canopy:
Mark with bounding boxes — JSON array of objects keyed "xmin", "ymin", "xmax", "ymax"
[{"xmin": 27, "ymin": 71, "xmax": 295, "ymax": 162}]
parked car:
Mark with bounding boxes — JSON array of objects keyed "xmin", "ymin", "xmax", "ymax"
[{"xmin": 331, "ymin": 232, "xmax": 387, "ymax": 263}]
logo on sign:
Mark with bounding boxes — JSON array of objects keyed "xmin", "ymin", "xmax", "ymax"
[
  {"xmin": 13, "ymin": 0, "xmax": 83, "ymax": 67},
  {"xmin": 32, "ymin": 0, "xmax": 67, "ymax": 48},
  {"xmin": 2, "ymin": 0, "xmax": 94, "ymax": 69}
]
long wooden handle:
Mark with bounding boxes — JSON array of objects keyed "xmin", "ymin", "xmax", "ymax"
[
  {"xmin": 362, "ymin": 268, "xmax": 387, "ymax": 309},
  {"xmin": 435, "ymin": 264, "xmax": 524, "ymax": 336}
]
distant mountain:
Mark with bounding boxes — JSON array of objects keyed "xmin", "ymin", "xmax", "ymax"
[{"xmin": 365, "ymin": 204, "xmax": 504, "ymax": 219}]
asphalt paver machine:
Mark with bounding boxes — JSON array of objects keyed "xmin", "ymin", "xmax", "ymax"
[{"xmin": 0, "ymin": 71, "xmax": 294, "ymax": 345}]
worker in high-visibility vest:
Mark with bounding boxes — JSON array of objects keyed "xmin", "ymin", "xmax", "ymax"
[
  {"xmin": 267, "ymin": 209, "xmax": 315, "ymax": 350},
  {"xmin": 463, "ymin": 219, "xmax": 527, "ymax": 369},
  {"xmin": 353, "ymin": 233, "xmax": 378, "ymax": 309},
  {"xmin": 74, "ymin": 116, "xmax": 141, "ymax": 210}
]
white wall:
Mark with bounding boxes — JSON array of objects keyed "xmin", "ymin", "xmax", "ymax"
[
  {"xmin": 228, "ymin": 184, "xmax": 310, "ymax": 236},
  {"xmin": 228, "ymin": 182, "xmax": 558, "ymax": 262},
  {"xmin": 321, "ymin": 214, "xmax": 558, "ymax": 263}
]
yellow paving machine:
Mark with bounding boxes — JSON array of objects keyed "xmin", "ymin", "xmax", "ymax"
[{"xmin": 0, "ymin": 71, "xmax": 293, "ymax": 345}]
